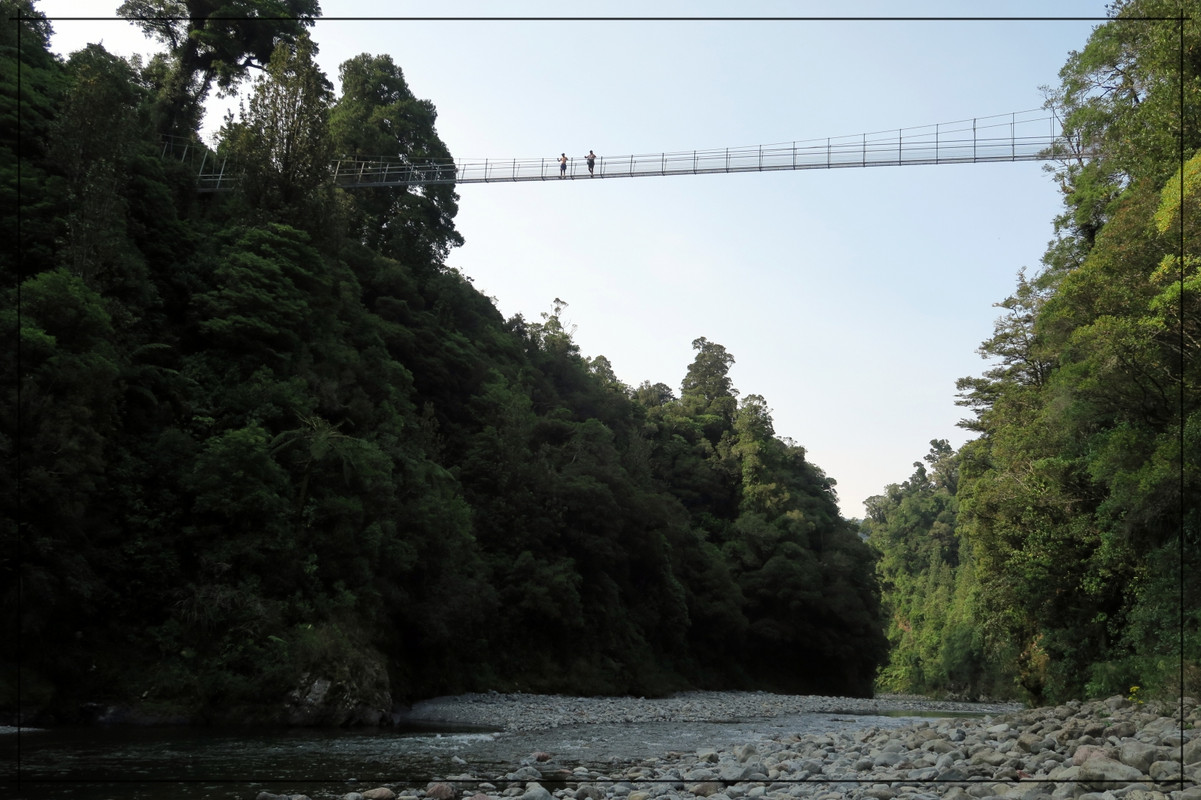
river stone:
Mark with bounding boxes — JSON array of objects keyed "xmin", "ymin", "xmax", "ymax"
[
  {"xmin": 426, "ymin": 783, "xmax": 455, "ymax": 800},
  {"xmin": 519, "ymin": 783, "xmax": 552, "ymax": 800},
  {"xmin": 1049, "ymin": 784, "xmax": 1083, "ymax": 800},
  {"xmin": 689, "ymin": 781, "xmax": 724, "ymax": 797},
  {"xmin": 342, "ymin": 794, "xmax": 365, "ymax": 800},
  {"xmin": 719, "ymin": 763, "xmax": 754, "ymax": 781},
  {"xmin": 1078, "ymin": 756, "xmax": 1146, "ymax": 788},
  {"xmin": 1073, "ymin": 745, "xmax": 1116, "ymax": 766},
  {"xmin": 1185, "ymin": 737, "xmax": 1201, "ymax": 764},
  {"xmin": 937, "ymin": 766, "xmax": 969, "ymax": 782},
  {"xmin": 1106, "ymin": 721, "xmax": 1138, "ymax": 739},
  {"xmin": 1117, "ymin": 741, "xmax": 1159, "ymax": 773},
  {"xmin": 1147, "ymin": 759, "xmax": 1181, "ymax": 782},
  {"xmin": 873, "ymin": 751, "xmax": 906, "ymax": 767},
  {"xmin": 508, "ymin": 766, "xmax": 542, "ymax": 782},
  {"xmin": 575, "ymin": 785, "xmax": 606, "ymax": 800},
  {"xmin": 627, "ymin": 792, "xmax": 651, "ymax": 800},
  {"xmin": 969, "ymin": 748, "xmax": 1007, "ymax": 767},
  {"xmin": 924, "ymin": 738, "xmax": 959, "ymax": 754},
  {"xmin": 361, "ymin": 790, "xmax": 397, "ymax": 800}
]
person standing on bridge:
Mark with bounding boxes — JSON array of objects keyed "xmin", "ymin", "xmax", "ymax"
[
  {"xmin": 559, "ymin": 152, "xmax": 568, "ymax": 178},
  {"xmin": 586, "ymin": 150, "xmax": 596, "ymax": 176}
]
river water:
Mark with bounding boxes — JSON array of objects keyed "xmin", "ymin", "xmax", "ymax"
[{"xmin": 2, "ymin": 710, "xmax": 985, "ymax": 800}]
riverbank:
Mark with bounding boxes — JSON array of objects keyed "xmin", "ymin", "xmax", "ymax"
[{"xmin": 258, "ymin": 692, "xmax": 1200, "ymax": 800}]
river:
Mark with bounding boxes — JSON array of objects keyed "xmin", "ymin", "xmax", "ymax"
[{"xmin": 2, "ymin": 708, "xmax": 991, "ymax": 800}]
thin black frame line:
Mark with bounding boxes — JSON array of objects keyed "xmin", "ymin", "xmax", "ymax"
[{"xmin": 10, "ymin": 3, "xmax": 1193, "ymax": 796}]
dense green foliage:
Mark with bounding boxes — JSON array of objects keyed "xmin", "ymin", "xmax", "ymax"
[
  {"xmin": 865, "ymin": 0, "xmax": 1200, "ymax": 704},
  {"xmin": 4, "ymin": 1, "xmax": 887, "ymax": 722}
]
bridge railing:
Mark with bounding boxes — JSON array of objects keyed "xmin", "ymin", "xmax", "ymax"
[
  {"xmin": 170, "ymin": 109, "xmax": 1087, "ymax": 191},
  {"xmin": 445, "ymin": 109, "xmax": 1073, "ymax": 184}
]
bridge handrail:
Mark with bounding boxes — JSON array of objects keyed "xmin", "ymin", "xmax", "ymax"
[{"xmin": 173, "ymin": 109, "xmax": 1090, "ymax": 191}]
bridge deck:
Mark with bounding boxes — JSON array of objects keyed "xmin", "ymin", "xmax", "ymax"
[{"xmin": 171, "ymin": 109, "xmax": 1083, "ymax": 192}]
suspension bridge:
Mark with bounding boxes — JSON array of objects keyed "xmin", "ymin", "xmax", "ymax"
[{"xmin": 167, "ymin": 109, "xmax": 1087, "ymax": 193}]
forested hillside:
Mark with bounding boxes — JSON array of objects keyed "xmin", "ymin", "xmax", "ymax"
[
  {"xmin": 2, "ymin": 0, "xmax": 887, "ymax": 724},
  {"xmin": 864, "ymin": 0, "xmax": 1200, "ymax": 704}
]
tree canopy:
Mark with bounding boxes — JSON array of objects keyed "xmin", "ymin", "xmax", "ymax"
[
  {"xmin": 4, "ymin": 7, "xmax": 887, "ymax": 722},
  {"xmin": 868, "ymin": 0, "xmax": 1200, "ymax": 703}
]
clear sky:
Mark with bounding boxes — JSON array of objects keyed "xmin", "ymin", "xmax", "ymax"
[{"xmin": 36, "ymin": 0, "xmax": 1111, "ymax": 517}]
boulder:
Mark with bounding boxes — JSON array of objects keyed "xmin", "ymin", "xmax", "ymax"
[
  {"xmin": 519, "ymin": 783, "xmax": 552, "ymax": 800},
  {"xmin": 1077, "ymin": 756, "xmax": 1146, "ymax": 788},
  {"xmin": 361, "ymin": 790, "xmax": 396, "ymax": 800},
  {"xmin": 282, "ymin": 646, "xmax": 392, "ymax": 727},
  {"xmin": 425, "ymin": 783, "xmax": 455, "ymax": 800},
  {"xmin": 1118, "ymin": 741, "xmax": 1161, "ymax": 773},
  {"xmin": 1072, "ymin": 745, "xmax": 1116, "ymax": 766},
  {"xmin": 1147, "ymin": 759, "xmax": 1182, "ymax": 782},
  {"xmin": 1185, "ymin": 737, "xmax": 1201, "ymax": 765}
]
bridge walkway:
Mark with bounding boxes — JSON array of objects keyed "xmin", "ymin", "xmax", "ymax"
[{"xmin": 163, "ymin": 109, "xmax": 1084, "ymax": 192}]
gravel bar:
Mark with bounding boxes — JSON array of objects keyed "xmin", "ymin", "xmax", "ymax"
[{"xmin": 398, "ymin": 691, "xmax": 1024, "ymax": 732}]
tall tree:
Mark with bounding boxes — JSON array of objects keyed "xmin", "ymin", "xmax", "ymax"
[
  {"xmin": 680, "ymin": 337, "xmax": 738, "ymax": 443},
  {"xmin": 118, "ymin": 0, "xmax": 321, "ymax": 136},
  {"xmin": 330, "ymin": 53, "xmax": 463, "ymax": 265},
  {"xmin": 218, "ymin": 31, "xmax": 333, "ymax": 227}
]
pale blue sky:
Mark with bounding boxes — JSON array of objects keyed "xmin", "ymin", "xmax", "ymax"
[{"xmin": 38, "ymin": 1, "xmax": 1111, "ymax": 516}]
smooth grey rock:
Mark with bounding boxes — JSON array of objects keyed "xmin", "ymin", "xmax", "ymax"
[
  {"xmin": 1078, "ymin": 756, "xmax": 1146, "ymax": 788},
  {"xmin": 969, "ymin": 748, "xmax": 1007, "ymax": 767},
  {"xmin": 873, "ymin": 752, "xmax": 905, "ymax": 767},
  {"xmin": 719, "ymin": 763, "xmax": 754, "ymax": 782},
  {"xmin": 937, "ymin": 766, "xmax": 969, "ymax": 782},
  {"xmin": 518, "ymin": 784, "xmax": 552, "ymax": 800},
  {"xmin": 425, "ymin": 783, "xmax": 455, "ymax": 800},
  {"xmin": 1146, "ymin": 760, "xmax": 1181, "ymax": 782},
  {"xmin": 1185, "ymin": 737, "xmax": 1201, "ymax": 765},
  {"xmin": 1117, "ymin": 741, "xmax": 1159, "ymax": 773},
  {"xmin": 1017, "ymin": 732, "xmax": 1044, "ymax": 753}
]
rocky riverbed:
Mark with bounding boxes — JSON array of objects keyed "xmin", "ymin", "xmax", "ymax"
[{"xmin": 255, "ymin": 692, "xmax": 1201, "ymax": 800}]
